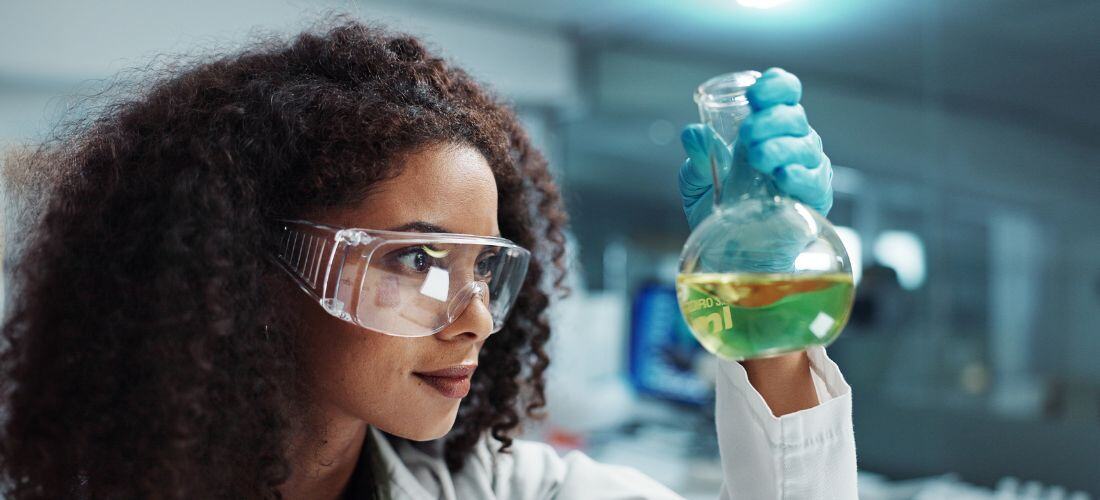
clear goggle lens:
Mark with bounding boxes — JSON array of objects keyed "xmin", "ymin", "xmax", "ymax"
[{"xmin": 271, "ymin": 220, "xmax": 531, "ymax": 337}]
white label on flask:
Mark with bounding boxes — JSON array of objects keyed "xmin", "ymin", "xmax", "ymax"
[
  {"xmin": 809, "ymin": 312, "xmax": 835, "ymax": 339},
  {"xmin": 419, "ymin": 267, "xmax": 450, "ymax": 302}
]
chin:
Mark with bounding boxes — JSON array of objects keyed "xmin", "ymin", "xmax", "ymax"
[
  {"xmin": 380, "ymin": 409, "xmax": 458, "ymax": 442},
  {"xmin": 406, "ymin": 426, "xmax": 451, "ymax": 442}
]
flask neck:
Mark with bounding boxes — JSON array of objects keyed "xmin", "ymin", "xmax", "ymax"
[
  {"xmin": 713, "ymin": 138, "xmax": 777, "ymax": 209},
  {"xmin": 694, "ymin": 70, "xmax": 776, "ymax": 209}
]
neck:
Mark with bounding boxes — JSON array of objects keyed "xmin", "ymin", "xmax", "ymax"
[{"xmin": 280, "ymin": 406, "xmax": 368, "ymax": 500}]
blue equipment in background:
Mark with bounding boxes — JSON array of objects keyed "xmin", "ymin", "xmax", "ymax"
[{"xmin": 628, "ymin": 282, "xmax": 712, "ymax": 406}]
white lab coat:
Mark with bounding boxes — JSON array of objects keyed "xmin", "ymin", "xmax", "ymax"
[{"xmin": 369, "ymin": 346, "xmax": 857, "ymax": 499}]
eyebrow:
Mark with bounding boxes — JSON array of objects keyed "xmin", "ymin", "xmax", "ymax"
[{"xmin": 386, "ymin": 221, "xmax": 501, "ymax": 238}]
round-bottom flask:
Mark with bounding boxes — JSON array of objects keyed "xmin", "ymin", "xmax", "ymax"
[{"xmin": 676, "ymin": 71, "xmax": 855, "ymax": 361}]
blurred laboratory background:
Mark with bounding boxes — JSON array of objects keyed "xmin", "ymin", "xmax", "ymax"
[{"xmin": 1, "ymin": 0, "xmax": 1098, "ymax": 498}]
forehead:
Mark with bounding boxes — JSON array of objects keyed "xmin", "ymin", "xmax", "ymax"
[{"xmin": 325, "ymin": 143, "xmax": 500, "ymax": 237}]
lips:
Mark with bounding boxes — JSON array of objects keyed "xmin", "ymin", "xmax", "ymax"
[
  {"xmin": 413, "ymin": 364, "xmax": 477, "ymax": 399},
  {"xmin": 414, "ymin": 364, "xmax": 477, "ymax": 378}
]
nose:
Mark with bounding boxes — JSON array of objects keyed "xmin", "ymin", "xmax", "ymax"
[{"xmin": 436, "ymin": 281, "xmax": 494, "ymax": 342}]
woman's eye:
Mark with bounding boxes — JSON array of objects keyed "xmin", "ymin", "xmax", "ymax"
[{"xmin": 394, "ymin": 246, "xmax": 435, "ymax": 273}]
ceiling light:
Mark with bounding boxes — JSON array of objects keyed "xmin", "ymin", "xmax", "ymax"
[{"xmin": 737, "ymin": 0, "xmax": 794, "ymax": 9}]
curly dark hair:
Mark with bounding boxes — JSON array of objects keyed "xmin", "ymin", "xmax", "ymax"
[{"xmin": 0, "ymin": 19, "xmax": 568, "ymax": 499}]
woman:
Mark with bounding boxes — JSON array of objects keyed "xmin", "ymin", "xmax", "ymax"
[{"xmin": 0, "ymin": 20, "xmax": 855, "ymax": 499}]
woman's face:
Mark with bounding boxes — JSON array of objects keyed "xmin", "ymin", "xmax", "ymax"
[{"xmin": 294, "ymin": 142, "xmax": 500, "ymax": 441}]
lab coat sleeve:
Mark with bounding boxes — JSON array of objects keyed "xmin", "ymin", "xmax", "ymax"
[{"xmin": 715, "ymin": 346, "xmax": 858, "ymax": 500}]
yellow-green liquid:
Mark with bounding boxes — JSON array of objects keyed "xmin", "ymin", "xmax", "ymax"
[{"xmin": 676, "ymin": 273, "xmax": 854, "ymax": 360}]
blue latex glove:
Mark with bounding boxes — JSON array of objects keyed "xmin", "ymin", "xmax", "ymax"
[{"xmin": 679, "ymin": 68, "xmax": 834, "ymax": 231}]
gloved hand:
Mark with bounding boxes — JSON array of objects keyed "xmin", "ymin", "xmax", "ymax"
[{"xmin": 679, "ymin": 68, "xmax": 833, "ymax": 231}]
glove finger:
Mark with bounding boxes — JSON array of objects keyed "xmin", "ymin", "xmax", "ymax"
[
  {"xmin": 748, "ymin": 132, "xmax": 823, "ymax": 175},
  {"xmin": 679, "ymin": 155, "xmax": 717, "ymax": 230},
  {"xmin": 679, "ymin": 158, "xmax": 713, "ymax": 203},
  {"xmin": 738, "ymin": 104, "xmax": 810, "ymax": 144},
  {"xmin": 746, "ymin": 67, "xmax": 802, "ymax": 111},
  {"xmin": 773, "ymin": 154, "xmax": 834, "ymax": 215},
  {"xmin": 680, "ymin": 124, "xmax": 731, "ymax": 193}
]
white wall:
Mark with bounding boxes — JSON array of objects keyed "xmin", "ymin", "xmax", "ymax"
[{"xmin": 0, "ymin": 0, "xmax": 578, "ymax": 146}]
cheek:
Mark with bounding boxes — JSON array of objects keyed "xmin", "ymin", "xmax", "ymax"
[
  {"xmin": 373, "ymin": 275, "xmax": 402, "ymax": 308},
  {"xmin": 298, "ymin": 317, "xmax": 462, "ymax": 439},
  {"xmin": 301, "ymin": 319, "xmax": 409, "ymax": 411}
]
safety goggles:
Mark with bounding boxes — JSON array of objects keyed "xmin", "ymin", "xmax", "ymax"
[{"xmin": 270, "ymin": 219, "xmax": 531, "ymax": 338}]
